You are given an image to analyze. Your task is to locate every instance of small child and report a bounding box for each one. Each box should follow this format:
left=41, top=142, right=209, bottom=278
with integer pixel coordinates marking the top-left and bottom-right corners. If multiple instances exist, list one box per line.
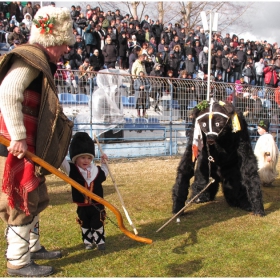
left=60, top=132, right=108, bottom=250
left=254, top=120, right=279, bottom=187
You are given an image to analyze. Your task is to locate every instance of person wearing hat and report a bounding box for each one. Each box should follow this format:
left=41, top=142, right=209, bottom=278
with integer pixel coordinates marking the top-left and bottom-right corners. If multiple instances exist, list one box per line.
left=254, top=120, right=279, bottom=187
left=0, top=6, right=75, bottom=277
left=60, top=132, right=108, bottom=250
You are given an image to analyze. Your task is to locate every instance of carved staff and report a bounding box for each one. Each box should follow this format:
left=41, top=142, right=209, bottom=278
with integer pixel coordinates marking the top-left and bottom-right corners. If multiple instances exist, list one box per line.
left=93, top=134, right=138, bottom=235
left=0, top=135, right=152, bottom=244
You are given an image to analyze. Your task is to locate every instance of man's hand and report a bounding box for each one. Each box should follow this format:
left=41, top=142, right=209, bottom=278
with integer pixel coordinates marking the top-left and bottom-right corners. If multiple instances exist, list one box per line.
left=7, top=139, right=27, bottom=159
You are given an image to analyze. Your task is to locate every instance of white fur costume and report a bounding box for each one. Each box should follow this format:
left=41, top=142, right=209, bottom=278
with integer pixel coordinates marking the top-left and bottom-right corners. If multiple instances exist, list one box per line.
left=254, top=133, right=279, bottom=185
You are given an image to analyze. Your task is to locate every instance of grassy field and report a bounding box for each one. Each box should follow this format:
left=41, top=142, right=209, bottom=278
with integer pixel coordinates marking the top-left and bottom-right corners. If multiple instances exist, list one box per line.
left=0, top=156, right=280, bottom=277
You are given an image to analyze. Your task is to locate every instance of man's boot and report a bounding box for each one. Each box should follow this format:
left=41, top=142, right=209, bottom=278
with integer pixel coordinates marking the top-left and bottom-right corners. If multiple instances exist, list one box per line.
left=29, top=215, right=62, bottom=260
left=6, top=223, right=53, bottom=277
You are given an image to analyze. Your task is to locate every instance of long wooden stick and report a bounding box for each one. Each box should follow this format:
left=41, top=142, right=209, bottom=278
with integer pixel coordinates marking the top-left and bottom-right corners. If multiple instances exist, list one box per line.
left=156, top=178, right=215, bottom=232
left=94, top=134, right=138, bottom=235
left=0, top=135, right=151, bottom=244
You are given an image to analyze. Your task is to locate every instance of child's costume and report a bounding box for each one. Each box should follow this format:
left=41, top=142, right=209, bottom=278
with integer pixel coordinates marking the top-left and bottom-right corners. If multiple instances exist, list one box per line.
left=60, top=132, right=108, bottom=250
left=254, top=120, right=279, bottom=186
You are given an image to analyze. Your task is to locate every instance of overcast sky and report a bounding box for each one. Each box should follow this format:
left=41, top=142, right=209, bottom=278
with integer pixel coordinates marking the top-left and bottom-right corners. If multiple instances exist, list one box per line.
left=51, top=0, right=280, bottom=45
left=229, top=1, right=280, bottom=44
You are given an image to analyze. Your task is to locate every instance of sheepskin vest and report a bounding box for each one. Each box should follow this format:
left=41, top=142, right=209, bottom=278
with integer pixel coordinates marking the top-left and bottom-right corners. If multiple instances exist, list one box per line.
left=0, top=44, right=73, bottom=176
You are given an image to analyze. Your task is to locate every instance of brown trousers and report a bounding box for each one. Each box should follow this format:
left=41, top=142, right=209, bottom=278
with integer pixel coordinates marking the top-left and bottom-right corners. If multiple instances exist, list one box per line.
left=0, top=156, right=49, bottom=225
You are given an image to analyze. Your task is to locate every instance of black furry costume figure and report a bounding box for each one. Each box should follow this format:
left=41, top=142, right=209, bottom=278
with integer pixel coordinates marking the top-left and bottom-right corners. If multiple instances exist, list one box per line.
left=172, top=99, right=265, bottom=216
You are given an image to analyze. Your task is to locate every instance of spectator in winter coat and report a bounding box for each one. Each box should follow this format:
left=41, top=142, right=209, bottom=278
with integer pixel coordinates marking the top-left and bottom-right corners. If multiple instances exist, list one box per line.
left=185, top=30, right=196, bottom=46
left=263, top=59, right=278, bottom=88
left=19, top=22, right=29, bottom=40
left=212, top=50, right=223, bottom=77
left=118, top=31, right=128, bottom=69
left=144, top=26, right=154, bottom=43
left=127, top=22, right=135, bottom=36
left=242, top=61, right=255, bottom=84
left=223, top=33, right=231, bottom=47
left=70, top=5, right=79, bottom=22
left=182, top=54, right=195, bottom=76
left=169, top=35, right=182, bottom=53
left=144, top=46, right=155, bottom=75
left=222, top=45, right=230, bottom=57
left=149, top=37, right=157, bottom=53
left=245, top=49, right=254, bottom=64
left=161, top=26, right=173, bottom=45
left=262, top=46, right=273, bottom=61
left=255, top=58, right=265, bottom=86
left=140, top=15, right=150, bottom=30
left=135, top=24, right=145, bottom=46
left=74, top=35, right=86, bottom=52
left=166, top=51, right=181, bottom=78
left=172, top=44, right=183, bottom=61
left=22, top=13, right=32, bottom=32
left=102, top=37, right=118, bottom=68
left=134, top=71, right=150, bottom=117
left=158, top=38, right=166, bottom=53
left=23, top=1, right=33, bottom=17
left=151, top=20, right=163, bottom=46
left=196, top=28, right=207, bottom=47
left=76, top=13, right=87, bottom=36
left=232, top=54, right=242, bottom=82
left=193, top=40, right=203, bottom=70
left=183, top=40, right=193, bottom=57
left=69, top=47, right=85, bottom=70
left=222, top=52, right=233, bottom=83
left=84, top=22, right=98, bottom=57
left=7, top=26, right=26, bottom=46
left=131, top=54, right=147, bottom=78
left=89, top=49, right=104, bottom=71
left=128, top=34, right=141, bottom=54
left=177, top=27, right=187, bottom=45
left=129, top=46, right=141, bottom=73
left=199, top=46, right=209, bottom=74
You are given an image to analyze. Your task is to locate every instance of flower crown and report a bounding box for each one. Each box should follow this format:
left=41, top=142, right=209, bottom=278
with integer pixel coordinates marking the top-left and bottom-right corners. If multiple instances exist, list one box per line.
left=33, top=14, right=55, bottom=34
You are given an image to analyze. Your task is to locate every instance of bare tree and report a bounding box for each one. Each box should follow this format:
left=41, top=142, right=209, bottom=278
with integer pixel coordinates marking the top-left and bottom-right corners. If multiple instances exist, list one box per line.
left=71, top=1, right=253, bottom=36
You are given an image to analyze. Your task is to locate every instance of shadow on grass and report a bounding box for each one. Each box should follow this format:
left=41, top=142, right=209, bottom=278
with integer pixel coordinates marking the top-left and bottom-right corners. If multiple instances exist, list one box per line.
left=166, top=259, right=204, bottom=277
left=261, top=181, right=280, bottom=214
left=39, top=198, right=252, bottom=270
left=31, top=190, right=280, bottom=277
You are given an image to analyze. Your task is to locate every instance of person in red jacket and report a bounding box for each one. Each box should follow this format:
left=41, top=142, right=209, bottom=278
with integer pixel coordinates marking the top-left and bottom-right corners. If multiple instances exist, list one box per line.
left=263, top=59, right=278, bottom=88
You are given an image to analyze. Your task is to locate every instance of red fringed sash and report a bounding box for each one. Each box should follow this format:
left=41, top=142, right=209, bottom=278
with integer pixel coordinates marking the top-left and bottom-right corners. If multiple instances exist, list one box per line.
left=0, top=90, right=41, bottom=215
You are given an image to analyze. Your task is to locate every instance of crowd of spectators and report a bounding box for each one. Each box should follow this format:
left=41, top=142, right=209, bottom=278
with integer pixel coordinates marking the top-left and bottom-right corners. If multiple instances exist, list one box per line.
left=1, top=2, right=280, bottom=103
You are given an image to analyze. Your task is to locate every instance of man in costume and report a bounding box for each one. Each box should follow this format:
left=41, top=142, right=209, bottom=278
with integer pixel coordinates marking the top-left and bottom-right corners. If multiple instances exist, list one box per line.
left=254, top=120, right=279, bottom=187
left=0, top=6, right=75, bottom=277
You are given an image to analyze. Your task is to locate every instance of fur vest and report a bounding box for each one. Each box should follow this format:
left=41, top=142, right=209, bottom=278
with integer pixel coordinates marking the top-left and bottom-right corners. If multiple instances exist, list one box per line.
left=0, top=44, right=73, bottom=176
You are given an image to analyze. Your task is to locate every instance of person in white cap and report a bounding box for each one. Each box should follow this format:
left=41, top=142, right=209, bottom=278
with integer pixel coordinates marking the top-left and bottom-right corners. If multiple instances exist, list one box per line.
left=0, top=5, right=75, bottom=277
left=254, top=120, right=279, bottom=187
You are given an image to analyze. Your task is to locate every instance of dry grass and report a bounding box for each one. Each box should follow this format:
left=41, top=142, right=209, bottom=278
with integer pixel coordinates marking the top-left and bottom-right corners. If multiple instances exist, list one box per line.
left=0, top=156, right=280, bottom=277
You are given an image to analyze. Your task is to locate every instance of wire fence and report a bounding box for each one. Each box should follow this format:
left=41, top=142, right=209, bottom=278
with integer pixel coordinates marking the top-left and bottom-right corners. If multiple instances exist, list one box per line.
left=54, top=68, right=280, bottom=157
